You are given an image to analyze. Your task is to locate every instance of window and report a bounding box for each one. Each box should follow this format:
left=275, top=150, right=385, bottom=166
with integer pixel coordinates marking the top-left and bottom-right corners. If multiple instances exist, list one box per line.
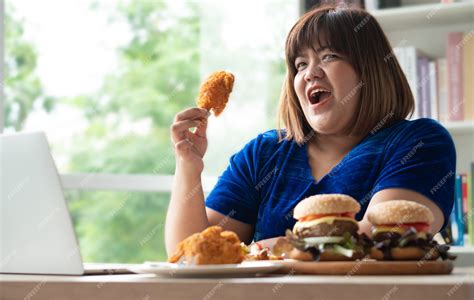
left=65, top=190, right=170, bottom=263
left=4, top=0, right=298, bottom=262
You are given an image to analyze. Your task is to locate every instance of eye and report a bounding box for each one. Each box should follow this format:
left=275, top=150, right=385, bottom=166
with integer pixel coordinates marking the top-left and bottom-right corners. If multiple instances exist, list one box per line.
left=295, top=61, right=307, bottom=70
left=322, top=54, right=338, bottom=62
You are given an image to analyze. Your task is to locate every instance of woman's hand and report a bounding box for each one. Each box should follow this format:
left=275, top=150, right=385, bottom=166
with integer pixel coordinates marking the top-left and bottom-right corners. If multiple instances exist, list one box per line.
left=170, top=107, right=210, bottom=174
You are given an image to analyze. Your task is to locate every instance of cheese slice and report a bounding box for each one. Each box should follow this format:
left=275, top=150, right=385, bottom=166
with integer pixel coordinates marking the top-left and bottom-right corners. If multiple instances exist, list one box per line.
left=294, top=216, right=357, bottom=231
left=372, top=226, right=407, bottom=235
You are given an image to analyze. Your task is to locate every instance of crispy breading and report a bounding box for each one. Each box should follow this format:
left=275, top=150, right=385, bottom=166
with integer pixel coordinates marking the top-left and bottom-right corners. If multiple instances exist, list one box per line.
left=168, top=226, right=244, bottom=265
left=196, top=71, right=234, bottom=116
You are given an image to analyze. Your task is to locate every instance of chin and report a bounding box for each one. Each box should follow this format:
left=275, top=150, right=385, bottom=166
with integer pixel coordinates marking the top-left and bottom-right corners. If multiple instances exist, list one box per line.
left=308, top=121, right=339, bottom=135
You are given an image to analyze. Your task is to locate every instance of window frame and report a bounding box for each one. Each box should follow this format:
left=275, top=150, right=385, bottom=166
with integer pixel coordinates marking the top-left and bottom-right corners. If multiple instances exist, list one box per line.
left=0, top=1, right=221, bottom=193
left=60, top=173, right=217, bottom=193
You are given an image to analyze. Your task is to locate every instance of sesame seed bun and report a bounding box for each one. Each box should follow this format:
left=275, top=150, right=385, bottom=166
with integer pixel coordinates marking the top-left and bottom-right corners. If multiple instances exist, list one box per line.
left=367, top=200, right=434, bottom=225
left=319, top=249, right=366, bottom=261
left=288, top=248, right=314, bottom=261
left=370, top=247, right=439, bottom=261
left=293, top=194, right=361, bottom=220
left=288, top=247, right=366, bottom=261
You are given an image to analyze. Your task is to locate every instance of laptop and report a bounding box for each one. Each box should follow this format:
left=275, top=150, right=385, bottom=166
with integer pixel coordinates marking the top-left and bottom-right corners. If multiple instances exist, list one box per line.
left=1, top=131, right=135, bottom=275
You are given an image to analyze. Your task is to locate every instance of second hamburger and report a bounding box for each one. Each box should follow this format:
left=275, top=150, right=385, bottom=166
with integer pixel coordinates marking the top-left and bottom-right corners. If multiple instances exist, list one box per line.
left=285, top=194, right=371, bottom=261
left=368, top=200, right=455, bottom=261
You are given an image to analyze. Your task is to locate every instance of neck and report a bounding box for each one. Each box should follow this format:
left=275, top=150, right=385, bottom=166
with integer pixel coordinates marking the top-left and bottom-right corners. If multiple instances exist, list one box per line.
left=310, top=133, right=365, bottom=157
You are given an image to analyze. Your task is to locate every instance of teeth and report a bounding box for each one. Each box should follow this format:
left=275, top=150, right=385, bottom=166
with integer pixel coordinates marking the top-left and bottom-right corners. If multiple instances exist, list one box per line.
left=310, top=88, right=329, bottom=97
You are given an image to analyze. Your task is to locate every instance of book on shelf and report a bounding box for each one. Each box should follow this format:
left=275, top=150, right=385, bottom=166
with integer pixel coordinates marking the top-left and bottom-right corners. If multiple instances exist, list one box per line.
left=447, top=32, right=464, bottom=121
left=469, top=163, right=474, bottom=246
left=463, top=31, right=474, bottom=124
left=419, top=56, right=431, bottom=119
left=441, top=167, right=474, bottom=246
left=429, top=61, right=438, bottom=121
left=393, top=31, right=474, bottom=122
left=394, top=47, right=423, bottom=119
left=462, top=173, right=468, bottom=217
left=437, top=58, right=449, bottom=123
left=450, top=174, right=464, bottom=246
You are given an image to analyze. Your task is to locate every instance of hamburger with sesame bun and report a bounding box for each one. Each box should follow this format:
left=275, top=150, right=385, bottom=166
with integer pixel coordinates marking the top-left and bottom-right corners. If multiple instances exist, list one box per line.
left=368, top=200, right=455, bottom=261
left=284, top=194, right=372, bottom=261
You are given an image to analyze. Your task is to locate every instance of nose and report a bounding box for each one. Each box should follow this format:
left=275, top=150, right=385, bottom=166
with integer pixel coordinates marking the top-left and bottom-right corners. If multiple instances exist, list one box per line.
left=304, top=65, right=324, bottom=82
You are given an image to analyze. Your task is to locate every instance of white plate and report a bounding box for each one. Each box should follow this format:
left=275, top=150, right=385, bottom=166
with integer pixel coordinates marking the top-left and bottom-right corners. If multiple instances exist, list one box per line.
left=128, top=261, right=283, bottom=276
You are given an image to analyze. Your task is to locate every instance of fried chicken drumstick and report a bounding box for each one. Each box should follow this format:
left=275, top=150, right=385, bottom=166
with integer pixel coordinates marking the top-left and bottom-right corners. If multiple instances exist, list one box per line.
left=168, top=226, right=244, bottom=265
left=196, top=71, right=234, bottom=116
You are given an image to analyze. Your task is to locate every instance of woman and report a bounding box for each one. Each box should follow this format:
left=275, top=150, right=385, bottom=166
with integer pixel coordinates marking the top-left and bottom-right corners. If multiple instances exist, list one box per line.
left=165, top=4, right=456, bottom=255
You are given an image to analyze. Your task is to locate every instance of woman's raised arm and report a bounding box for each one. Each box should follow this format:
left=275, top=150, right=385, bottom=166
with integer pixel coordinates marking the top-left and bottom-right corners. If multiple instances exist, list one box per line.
left=165, top=107, right=211, bottom=256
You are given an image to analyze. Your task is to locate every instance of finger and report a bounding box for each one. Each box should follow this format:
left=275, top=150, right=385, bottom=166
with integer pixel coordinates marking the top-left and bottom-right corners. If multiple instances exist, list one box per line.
left=171, top=119, right=202, bottom=134
left=193, top=117, right=208, bottom=138
left=174, top=139, right=193, bottom=153
left=174, top=139, right=201, bottom=157
left=175, top=107, right=210, bottom=122
left=171, top=119, right=202, bottom=142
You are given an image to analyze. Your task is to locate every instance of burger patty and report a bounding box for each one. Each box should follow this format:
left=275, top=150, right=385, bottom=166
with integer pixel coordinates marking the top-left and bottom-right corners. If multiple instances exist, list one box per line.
left=373, top=232, right=402, bottom=242
left=295, top=220, right=358, bottom=238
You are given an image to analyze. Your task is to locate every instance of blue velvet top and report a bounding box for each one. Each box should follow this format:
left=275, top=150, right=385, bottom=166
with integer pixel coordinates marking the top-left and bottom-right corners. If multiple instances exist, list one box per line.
left=205, top=118, right=456, bottom=241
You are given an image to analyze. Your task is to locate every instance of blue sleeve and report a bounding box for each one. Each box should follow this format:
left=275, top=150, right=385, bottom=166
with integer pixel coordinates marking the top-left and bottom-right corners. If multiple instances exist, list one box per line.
left=372, top=119, right=456, bottom=230
left=205, top=135, right=262, bottom=225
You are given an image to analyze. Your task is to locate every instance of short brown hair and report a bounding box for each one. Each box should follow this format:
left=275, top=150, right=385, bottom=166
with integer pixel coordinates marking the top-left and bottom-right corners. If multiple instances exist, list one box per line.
left=277, top=4, right=414, bottom=145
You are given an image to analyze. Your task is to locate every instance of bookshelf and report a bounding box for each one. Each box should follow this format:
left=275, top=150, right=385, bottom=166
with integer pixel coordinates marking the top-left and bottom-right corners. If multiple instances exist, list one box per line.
left=373, top=2, right=473, bottom=31
left=443, top=121, right=474, bottom=134
left=373, top=1, right=474, bottom=175
left=373, top=2, right=474, bottom=252
left=372, top=2, right=473, bottom=58
left=444, top=121, right=474, bottom=175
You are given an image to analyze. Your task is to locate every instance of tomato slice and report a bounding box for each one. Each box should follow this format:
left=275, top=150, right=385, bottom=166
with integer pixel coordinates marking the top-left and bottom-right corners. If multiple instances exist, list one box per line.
left=379, top=222, right=430, bottom=232
left=300, top=212, right=356, bottom=222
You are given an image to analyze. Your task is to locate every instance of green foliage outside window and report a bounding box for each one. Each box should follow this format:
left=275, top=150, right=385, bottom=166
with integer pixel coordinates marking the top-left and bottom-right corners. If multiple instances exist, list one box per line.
left=5, top=0, right=291, bottom=262
left=6, top=0, right=200, bottom=262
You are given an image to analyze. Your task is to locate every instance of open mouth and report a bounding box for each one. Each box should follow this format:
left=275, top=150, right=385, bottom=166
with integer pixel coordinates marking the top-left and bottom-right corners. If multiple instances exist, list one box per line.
left=309, top=89, right=331, bottom=105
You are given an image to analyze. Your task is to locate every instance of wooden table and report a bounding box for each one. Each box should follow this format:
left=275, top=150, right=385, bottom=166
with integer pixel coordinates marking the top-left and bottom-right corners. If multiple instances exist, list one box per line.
left=1, top=267, right=473, bottom=300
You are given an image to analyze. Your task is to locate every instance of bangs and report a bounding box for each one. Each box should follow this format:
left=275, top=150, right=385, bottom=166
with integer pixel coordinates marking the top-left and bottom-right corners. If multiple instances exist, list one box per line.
left=286, top=8, right=358, bottom=70
left=278, top=4, right=414, bottom=145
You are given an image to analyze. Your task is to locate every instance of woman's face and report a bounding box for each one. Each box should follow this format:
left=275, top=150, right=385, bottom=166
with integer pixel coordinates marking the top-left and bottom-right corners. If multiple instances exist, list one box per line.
left=293, top=44, right=362, bottom=136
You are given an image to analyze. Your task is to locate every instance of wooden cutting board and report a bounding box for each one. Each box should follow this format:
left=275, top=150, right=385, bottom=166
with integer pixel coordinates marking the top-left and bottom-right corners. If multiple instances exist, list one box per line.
left=274, top=259, right=454, bottom=275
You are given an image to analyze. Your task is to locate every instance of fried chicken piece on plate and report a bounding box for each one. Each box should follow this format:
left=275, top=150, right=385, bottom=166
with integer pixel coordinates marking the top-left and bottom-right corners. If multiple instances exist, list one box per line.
left=196, top=71, right=234, bottom=116
left=168, top=226, right=244, bottom=265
